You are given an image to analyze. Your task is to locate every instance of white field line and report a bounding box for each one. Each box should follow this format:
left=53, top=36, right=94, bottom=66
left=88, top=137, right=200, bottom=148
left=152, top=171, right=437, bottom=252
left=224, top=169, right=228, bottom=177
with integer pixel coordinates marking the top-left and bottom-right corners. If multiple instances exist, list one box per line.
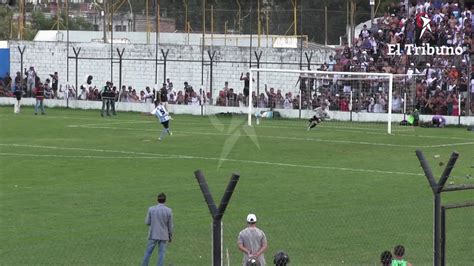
left=2, top=113, right=470, bottom=141
left=65, top=119, right=474, bottom=141
left=66, top=124, right=474, bottom=148
left=0, top=144, right=423, bottom=177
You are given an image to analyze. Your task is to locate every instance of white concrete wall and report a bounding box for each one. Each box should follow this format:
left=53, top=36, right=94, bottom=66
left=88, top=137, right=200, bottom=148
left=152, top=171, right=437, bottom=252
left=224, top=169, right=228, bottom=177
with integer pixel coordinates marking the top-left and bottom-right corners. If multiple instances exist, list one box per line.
left=9, top=41, right=333, bottom=97
left=2, top=98, right=473, bottom=126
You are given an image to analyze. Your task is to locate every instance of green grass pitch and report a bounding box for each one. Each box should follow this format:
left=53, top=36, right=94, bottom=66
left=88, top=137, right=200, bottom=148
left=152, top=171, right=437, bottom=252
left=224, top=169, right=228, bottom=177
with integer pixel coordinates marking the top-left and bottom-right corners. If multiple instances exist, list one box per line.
left=1, top=106, right=473, bottom=265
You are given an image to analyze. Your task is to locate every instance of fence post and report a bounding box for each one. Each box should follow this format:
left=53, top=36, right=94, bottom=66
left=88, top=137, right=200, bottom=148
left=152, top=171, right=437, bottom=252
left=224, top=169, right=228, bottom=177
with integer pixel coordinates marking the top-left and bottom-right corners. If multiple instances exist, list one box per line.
left=416, top=150, right=459, bottom=266
left=254, top=51, right=262, bottom=97
left=161, top=49, right=170, bottom=85
left=440, top=206, right=446, bottom=266
left=17, top=45, right=26, bottom=95
left=194, top=170, right=240, bottom=266
left=304, top=51, right=313, bottom=70
left=207, top=50, right=216, bottom=99
left=72, top=47, right=82, bottom=99
left=116, top=48, right=125, bottom=93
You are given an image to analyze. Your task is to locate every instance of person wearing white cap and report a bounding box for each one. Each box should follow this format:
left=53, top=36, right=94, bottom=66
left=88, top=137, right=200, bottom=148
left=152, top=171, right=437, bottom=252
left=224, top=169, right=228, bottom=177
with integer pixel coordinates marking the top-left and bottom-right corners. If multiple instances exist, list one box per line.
left=238, top=214, right=268, bottom=266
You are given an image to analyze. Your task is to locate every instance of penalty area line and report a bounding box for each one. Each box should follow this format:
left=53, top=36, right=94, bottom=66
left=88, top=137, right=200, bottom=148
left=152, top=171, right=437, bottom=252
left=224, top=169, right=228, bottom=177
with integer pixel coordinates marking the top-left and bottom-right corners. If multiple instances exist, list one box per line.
left=0, top=143, right=423, bottom=177
left=63, top=124, right=473, bottom=148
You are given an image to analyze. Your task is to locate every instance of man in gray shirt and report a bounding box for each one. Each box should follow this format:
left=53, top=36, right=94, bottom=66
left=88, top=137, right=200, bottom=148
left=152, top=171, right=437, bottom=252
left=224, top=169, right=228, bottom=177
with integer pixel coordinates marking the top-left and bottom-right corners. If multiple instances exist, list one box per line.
left=238, top=214, right=268, bottom=266
left=141, top=193, right=173, bottom=266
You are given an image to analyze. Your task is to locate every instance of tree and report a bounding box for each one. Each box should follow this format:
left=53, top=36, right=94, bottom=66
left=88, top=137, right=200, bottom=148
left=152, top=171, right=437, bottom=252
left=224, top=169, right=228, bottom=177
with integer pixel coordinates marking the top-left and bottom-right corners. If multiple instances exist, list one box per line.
left=0, top=6, right=13, bottom=40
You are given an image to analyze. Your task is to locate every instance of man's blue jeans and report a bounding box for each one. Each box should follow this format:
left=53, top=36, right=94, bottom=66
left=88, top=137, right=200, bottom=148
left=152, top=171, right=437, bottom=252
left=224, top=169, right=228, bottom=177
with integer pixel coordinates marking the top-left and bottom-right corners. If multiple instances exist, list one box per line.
left=141, top=239, right=167, bottom=266
left=35, top=99, right=45, bottom=114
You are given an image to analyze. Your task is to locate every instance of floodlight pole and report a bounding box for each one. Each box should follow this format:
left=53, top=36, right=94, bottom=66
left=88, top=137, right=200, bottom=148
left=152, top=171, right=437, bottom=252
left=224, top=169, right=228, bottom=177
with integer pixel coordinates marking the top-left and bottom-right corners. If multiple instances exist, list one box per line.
left=194, top=170, right=240, bottom=266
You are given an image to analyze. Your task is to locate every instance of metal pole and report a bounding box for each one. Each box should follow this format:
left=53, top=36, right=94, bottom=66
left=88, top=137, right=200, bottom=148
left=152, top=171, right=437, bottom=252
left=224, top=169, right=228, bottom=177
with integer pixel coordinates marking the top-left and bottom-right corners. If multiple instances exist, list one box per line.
left=299, top=0, right=303, bottom=70
left=257, top=0, right=260, bottom=48
left=66, top=0, right=69, bottom=82
left=212, top=219, right=222, bottom=266
left=194, top=170, right=240, bottom=266
left=305, top=51, right=313, bottom=70
left=73, top=47, right=81, bottom=99
left=434, top=192, right=441, bottom=266
left=248, top=70, right=253, bottom=126
left=146, top=0, right=150, bottom=44
left=103, top=1, right=107, bottom=43
left=254, top=51, right=262, bottom=97
left=350, top=90, right=353, bottom=122
left=110, top=0, right=114, bottom=83
left=370, top=1, right=374, bottom=26
left=18, top=46, right=25, bottom=92
left=324, top=5, right=327, bottom=46
left=403, top=92, right=407, bottom=120
left=440, top=206, right=446, bottom=266
left=161, top=49, right=169, bottom=85
left=208, top=50, right=216, bottom=99
left=293, top=0, right=297, bottom=36
left=458, top=93, right=461, bottom=126
left=201, top=0, right=206, bottom=87
left=416, top=150, right=460, bottom=266
left=155, top=1, right=158, bottom=85
left=249, top=4, right=253, bottom=68
left=116, top=48, right=124, bottom=93
left=211, top=5, right=214, bottom=47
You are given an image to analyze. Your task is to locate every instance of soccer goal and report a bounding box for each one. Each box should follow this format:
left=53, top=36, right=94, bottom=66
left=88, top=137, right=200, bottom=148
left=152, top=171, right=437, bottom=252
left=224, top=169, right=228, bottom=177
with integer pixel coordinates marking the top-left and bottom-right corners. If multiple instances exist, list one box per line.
left=247, top=68, right=421, bottom=134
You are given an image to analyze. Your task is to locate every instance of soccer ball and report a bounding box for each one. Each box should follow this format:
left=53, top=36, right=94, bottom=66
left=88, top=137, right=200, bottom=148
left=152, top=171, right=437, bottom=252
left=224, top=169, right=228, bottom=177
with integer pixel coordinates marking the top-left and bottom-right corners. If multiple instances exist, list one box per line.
left=246, top=257, right=260, bottom=266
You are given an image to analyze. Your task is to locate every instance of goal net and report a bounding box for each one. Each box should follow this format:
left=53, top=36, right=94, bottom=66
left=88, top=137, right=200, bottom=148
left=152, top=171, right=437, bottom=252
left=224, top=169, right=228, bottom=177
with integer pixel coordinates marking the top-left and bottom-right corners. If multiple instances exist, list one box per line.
left=247, top=68, right=421, bottom=134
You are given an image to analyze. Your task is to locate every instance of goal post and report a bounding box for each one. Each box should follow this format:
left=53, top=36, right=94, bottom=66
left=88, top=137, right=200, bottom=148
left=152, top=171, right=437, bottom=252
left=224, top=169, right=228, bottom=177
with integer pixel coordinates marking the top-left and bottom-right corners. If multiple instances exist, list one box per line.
left=248, top=68, right=395, bottom=134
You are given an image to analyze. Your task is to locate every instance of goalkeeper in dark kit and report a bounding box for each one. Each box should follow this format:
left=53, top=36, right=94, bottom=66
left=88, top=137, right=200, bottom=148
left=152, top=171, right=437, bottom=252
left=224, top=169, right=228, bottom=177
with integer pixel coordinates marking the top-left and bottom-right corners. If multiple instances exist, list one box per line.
left=307, top=103, right=330, bottom=130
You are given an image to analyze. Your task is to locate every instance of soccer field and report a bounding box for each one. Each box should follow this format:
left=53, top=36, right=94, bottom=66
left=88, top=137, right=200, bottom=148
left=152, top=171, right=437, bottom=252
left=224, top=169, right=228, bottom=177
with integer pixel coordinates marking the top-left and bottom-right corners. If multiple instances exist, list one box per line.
left=1, top=107, right=473, bottom=265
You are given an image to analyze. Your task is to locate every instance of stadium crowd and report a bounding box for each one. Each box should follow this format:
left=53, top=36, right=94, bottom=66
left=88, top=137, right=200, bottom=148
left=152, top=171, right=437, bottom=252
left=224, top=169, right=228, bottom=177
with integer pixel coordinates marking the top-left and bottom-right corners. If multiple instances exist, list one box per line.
left=1, top=1, right=472, bottom=116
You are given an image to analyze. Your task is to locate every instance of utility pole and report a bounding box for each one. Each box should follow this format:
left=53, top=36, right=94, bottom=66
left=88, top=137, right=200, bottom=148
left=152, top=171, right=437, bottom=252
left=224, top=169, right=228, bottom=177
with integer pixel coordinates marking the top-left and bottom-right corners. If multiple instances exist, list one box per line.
left=370, top=0, right=375, bottom=27
left=103, top=0, right=107, bottom=43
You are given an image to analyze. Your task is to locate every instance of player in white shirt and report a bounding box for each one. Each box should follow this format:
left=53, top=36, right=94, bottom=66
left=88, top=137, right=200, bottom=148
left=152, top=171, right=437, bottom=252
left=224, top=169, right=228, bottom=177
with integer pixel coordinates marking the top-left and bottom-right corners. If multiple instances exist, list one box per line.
left=150, top=100, right=173, bottom=141
left=307, top=103, right=330, bottom=130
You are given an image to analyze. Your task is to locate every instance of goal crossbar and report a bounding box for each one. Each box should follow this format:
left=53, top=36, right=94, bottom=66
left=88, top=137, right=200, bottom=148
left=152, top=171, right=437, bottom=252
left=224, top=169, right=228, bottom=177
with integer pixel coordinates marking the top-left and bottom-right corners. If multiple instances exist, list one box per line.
left=248, top=68, right=394, bottom=134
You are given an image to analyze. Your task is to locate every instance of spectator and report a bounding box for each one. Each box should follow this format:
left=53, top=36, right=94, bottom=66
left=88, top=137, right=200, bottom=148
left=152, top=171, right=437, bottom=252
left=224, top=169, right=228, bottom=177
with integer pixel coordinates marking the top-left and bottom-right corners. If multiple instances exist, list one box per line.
left=176, top=91, right=184, bottom=105
left=159, top=83, right=168, bottom=108
left=392, top=245, right=412, bottom=266
left=240, top=72, right=254, bottom=106
left=228, top=88, right=237, bottom=107
left=13, top=81, right=22, bottom=114
left=392, top=92, right=403, bottom=113
left=34, top=81, right=45, bottom=115
left=189, top=91, right=200, bottom=106
left=50, top=72, right=59, bottom=98
left=273, top=251, right=289, bottom=266
left=44, top=79, right=53, bottom=99
left=3, top=72, right=12, bottom=92
left=184, top=81, right=193, bottom=95
left=166, top=78, right=173, bottom=92
left=380, top=250, right=392, bottom=266
left=130, top=89, right=140, bottom=103
left=144, top=87, right=154, bottom=103
left=238, top=214, right=267, bottom=266
left=26, top=66, right=36, bottom=97
left=139, top=90, right=147, bottom=103
left=257, top=93, right=267, bottom=108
